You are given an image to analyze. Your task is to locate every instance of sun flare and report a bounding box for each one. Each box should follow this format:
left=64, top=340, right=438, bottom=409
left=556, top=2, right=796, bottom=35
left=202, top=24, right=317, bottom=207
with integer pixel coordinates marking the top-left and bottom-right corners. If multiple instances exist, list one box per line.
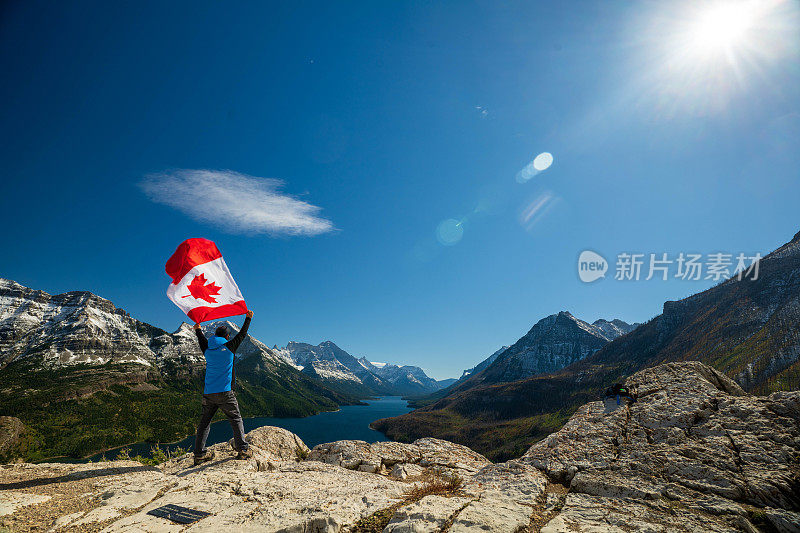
left=630, top=0, right=797, bottom=117
left=688, top=2, right=755, bottom=52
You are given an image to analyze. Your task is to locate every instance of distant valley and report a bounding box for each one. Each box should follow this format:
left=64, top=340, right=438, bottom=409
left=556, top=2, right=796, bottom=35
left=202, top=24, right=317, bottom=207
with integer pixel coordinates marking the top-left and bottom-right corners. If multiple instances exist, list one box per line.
left=374, top=230, right=800, bottom=461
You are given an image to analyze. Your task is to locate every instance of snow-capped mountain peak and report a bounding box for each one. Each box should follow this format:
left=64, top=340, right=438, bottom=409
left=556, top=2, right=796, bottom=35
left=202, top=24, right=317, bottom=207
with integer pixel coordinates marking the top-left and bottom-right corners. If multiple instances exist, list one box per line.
left=279, top=343, right=449, bottom=396
left=0, top=278, right=199, bottom=369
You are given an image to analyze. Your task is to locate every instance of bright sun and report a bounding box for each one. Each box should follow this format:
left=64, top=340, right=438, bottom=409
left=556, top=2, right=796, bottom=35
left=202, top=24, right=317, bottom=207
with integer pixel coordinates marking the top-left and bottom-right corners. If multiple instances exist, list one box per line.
left=632, top=0, right=797, bottom=116
left=688, top=2, right=755, bottom=51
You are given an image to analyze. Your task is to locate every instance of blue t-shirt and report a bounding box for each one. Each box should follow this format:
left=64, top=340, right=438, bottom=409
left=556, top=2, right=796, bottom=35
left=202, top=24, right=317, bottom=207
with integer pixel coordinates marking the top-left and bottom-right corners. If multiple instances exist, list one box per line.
left=203, top=336, right=234, bottom=393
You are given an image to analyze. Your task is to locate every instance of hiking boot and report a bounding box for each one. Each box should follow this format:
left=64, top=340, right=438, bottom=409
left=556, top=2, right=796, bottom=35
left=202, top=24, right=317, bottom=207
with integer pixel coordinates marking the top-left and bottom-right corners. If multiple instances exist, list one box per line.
left=236, top=448, right=254, bottom=460
left=193, top=450, right=215, bottom=466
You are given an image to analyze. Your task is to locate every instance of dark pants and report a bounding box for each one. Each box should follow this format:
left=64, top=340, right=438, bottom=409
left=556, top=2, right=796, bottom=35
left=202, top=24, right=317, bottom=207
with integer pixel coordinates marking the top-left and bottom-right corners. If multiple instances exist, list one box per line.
left=193, top=390, right=248, bottom=456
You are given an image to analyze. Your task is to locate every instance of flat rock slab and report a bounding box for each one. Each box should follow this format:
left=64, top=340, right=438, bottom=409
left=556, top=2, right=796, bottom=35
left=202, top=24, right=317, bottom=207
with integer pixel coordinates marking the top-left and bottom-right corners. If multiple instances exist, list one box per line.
left=0, top=491, right=51, bottom=516
left=109, top=460, right=407, bottom=532
left=0, top=461, right=168, bottom=532
left=385, top=495, right=473, bottom=533
left=452, top=460, right=549, bottom=533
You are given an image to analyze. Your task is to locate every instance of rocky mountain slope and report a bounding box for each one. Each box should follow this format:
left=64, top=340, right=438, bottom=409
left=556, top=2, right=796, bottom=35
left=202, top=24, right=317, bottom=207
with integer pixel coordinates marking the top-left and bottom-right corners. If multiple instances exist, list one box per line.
left=374, top=230, right=800, bottom=461
left=0, top=279, right=355, bottom=461
left=577, top=230, right=800, bottom=394
left=275, top=341, right=396, bottom=397
left=479, top=312, right=638, bottom=384
left=409, top=313, right=637, bottom=410
left=0, top=278, right=198, bottom=369
left=459, top=345, right=508, bottom=380
left=275, top=341, right=449, bottom=397
left=2, top=362, right=797, bottom=532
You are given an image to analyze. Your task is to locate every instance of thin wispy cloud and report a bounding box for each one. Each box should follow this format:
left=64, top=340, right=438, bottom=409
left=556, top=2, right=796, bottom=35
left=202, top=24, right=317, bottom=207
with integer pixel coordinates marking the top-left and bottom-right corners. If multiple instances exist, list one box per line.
left=139, top=169, right=335, bottom=236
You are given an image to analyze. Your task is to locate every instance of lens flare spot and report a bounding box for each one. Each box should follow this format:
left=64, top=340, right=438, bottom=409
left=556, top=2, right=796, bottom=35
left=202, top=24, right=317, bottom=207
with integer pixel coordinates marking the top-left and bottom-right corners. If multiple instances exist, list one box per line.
left=533, top=152, right=553, bottom=171
left=519, top=192, right=557, bottom=232
left=516, top=152, right=554, bottom=183
left=436, top=219, right=464, bottom=246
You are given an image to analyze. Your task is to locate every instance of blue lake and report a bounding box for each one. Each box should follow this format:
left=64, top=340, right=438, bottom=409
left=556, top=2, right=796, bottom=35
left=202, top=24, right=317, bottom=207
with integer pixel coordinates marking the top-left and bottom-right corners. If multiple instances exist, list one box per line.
left=87, top=396, right=411, bottom=461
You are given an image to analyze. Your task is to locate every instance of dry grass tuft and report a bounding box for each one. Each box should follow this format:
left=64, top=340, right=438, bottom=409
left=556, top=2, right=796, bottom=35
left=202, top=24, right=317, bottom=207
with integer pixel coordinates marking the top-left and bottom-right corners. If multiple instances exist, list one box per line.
left=350, top=470, right=466, bottom=532
left=402, top=470, right=464, bottom=500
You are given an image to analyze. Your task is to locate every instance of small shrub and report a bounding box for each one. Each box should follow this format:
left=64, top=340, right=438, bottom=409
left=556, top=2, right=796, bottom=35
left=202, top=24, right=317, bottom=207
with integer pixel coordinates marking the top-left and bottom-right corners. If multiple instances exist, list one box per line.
left=110, top=444, right=189, bottom=466
left=169, top=445, right=187, bottom=459
left=747, top=508, right=769, bottom=527
left=346, top=469, right=465, bottom=532
left=130, top=453, right=154, bottom=465
left=114, top=448, right=131, bottom=461
left=150, top=445, right=169, bottom=464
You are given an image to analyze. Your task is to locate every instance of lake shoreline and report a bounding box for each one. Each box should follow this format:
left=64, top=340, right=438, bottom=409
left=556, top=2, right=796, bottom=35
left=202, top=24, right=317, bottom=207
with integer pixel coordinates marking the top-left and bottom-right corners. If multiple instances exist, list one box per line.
left=43, top=396, right=412, bottom=463
left=35, top=404, right=350, bottom=464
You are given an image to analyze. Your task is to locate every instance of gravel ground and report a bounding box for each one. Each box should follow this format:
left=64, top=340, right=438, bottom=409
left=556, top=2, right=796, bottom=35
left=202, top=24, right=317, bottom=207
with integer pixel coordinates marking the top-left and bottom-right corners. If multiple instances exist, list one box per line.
left=0, top=463, right=159, bottom=533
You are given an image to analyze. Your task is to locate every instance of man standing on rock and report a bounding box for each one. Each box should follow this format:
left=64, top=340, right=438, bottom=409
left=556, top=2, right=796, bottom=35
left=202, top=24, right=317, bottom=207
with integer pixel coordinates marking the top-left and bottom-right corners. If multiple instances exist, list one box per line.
left=192, top=310, right=254, bottom=466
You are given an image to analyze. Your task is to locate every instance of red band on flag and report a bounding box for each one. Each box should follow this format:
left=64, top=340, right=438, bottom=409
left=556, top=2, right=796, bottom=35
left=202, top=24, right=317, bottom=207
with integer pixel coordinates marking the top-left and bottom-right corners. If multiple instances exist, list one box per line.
left=165, top=238, right=223, bottom=284
left=186, top=301, right=249, bottom=323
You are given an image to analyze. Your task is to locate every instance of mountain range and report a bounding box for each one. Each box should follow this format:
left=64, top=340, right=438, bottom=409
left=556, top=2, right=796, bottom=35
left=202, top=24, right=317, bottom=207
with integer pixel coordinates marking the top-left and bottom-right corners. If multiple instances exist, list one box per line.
left=273, top=341, right=451, bottom=397
left=5, top=228, right=800, bottom=464
left=0, top=278, right=437, bottom=461
left=373, top=230, right=800, bottom=461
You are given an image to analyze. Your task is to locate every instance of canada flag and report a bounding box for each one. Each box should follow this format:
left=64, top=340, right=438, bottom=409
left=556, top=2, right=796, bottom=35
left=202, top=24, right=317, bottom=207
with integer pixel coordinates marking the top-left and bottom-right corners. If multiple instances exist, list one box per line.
left=165, top=238, right=248, bottom=323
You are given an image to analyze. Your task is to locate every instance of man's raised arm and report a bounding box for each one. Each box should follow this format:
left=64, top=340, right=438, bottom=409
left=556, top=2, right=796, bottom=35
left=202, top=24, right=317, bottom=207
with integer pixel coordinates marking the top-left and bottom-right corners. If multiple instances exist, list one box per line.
left=193, top=323, right=208, bottom=353
left=225, top=310, right=254, bottom=354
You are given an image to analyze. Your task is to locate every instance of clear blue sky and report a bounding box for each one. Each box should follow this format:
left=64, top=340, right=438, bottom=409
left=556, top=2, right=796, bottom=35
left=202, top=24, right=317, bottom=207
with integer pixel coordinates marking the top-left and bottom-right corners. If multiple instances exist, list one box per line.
left=1, top=1, right=798, bottom=379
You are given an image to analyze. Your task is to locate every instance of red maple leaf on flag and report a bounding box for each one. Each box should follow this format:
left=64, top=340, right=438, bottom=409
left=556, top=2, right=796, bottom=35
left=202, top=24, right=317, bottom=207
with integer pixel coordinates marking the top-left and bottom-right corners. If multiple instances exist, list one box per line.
left=182, top=273, right=222, bottom=304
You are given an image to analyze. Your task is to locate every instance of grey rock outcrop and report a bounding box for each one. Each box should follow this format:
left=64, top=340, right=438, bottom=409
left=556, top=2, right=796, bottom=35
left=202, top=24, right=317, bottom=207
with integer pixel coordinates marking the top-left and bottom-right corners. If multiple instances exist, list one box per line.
left=525, top=361, right=800, bottom=532
left=384, top=495, right=473, bottom=532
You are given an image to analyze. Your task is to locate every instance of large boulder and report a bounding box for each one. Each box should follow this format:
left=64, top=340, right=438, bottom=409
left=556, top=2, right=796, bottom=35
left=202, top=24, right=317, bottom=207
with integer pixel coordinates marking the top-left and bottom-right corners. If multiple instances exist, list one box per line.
left=162, top=425, right=310, bottom=475
left=384, top=495, right=473, bottom=532
left=228, top=425, right=309, bottom=460
left=308, top=437, right=490, bottom=477
left=452, top=460, right=548, bottom=532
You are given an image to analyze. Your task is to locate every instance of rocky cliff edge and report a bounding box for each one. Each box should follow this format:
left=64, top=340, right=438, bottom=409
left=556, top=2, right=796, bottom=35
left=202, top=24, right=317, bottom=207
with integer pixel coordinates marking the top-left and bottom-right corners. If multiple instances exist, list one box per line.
left=1, top=361, right=798, bottom=532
